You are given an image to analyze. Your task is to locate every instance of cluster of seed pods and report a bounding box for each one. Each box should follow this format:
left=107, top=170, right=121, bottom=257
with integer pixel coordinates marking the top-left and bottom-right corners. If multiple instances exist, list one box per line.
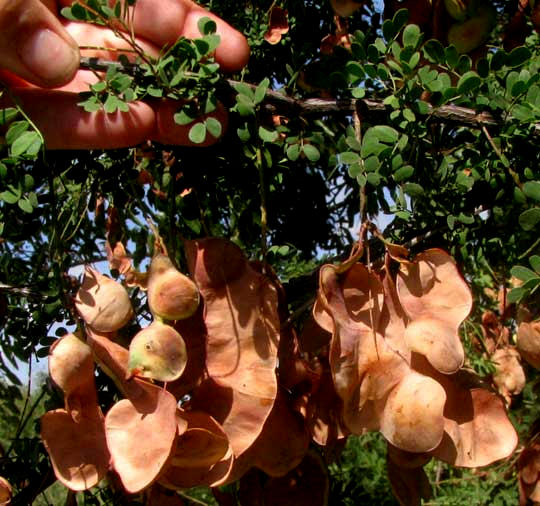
left=40, top=238, right=519, bottom=505
left=305, top=247, right=518, bottom=504
left=516, top=317, right=540, bottom=503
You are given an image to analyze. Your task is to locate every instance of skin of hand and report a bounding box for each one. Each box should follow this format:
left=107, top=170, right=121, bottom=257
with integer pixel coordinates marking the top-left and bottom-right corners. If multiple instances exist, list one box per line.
left=0, top=0, right=250, bottom=149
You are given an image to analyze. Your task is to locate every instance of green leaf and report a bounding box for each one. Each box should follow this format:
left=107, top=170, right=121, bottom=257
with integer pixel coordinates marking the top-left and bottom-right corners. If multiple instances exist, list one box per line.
left=235, top=94, right=255, bottom=116
left=0, top=186, right=20, bottom=204
left=507, top=286, right=527, bottom=303
left=457, top=212, right=474, bottom=224
left=258, top=126, right=278, bottom=143
left=371, top=125, right=399, bottom=144
left=174, top=108, right=197, bottom=126
left=523, top=182, right=540, bottom=201
left=394, top=165, right=414, bottom=182
left=0, top=107, right=18, bottom=126
left=254, top=78, right=270, bottom=105
left=403, top=182, right=424, bottom=197
left=366, top=172, right=381, bottom=186
left=345, top=136, right=362, bottom=151
left=348, top=162, right=362, bottom=178
left=361, top=138, right=384, bottom=157
left=17, top=198, right=33, bottom=214
left=198, top=16, right=217, bottom=35
left=490, top=49, right=507, bottom=70
left=237, top=125, right=250, bottom=142
left=103, top=94, right=119, bottom=113
left=457, top=71, right=481, bottom=94
left=11, top=131, right=41, bottom=157
left=205, top=117, right=222, bottom=138
left=423, top=39, right=445, bottom=63
left=519, top=208, right=540, bottom=231
left=415, top=100, right=430, bottom=115
left=302, top=144, right=320, bottom=162
left=477, top=58, right=489, bottom=78
left=445, top=46, right=459, bottom=68
left=507, top=46, right=531, bottom=68
left=340, top=152, right=360, bottom=164
left=392, top=9, right=409, bottom=33
left=382, top=19, right=396, bottom=41
left=510, top=266, right=539, bottom=283
left=364, top=155, right=380, bottom=172
left=188, top=123, right=207, bottom=144
left=233, top=82, right=255, bottom=100
left=530, top=255, right=540, bottom=274
left=286, top=144, right=300, bottom=161
left=6, top=120, right=29, bottom=145
left=402, top=24, right=421, bottom=48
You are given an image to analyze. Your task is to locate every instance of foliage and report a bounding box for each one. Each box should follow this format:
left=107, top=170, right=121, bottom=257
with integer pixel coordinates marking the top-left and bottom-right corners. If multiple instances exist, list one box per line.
left=2, top=0, right=540, bottom=504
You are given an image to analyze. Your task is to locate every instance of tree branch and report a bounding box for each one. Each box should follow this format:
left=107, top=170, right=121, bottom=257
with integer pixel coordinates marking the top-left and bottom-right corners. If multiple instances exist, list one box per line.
left=79, top=57, right=540, bottom=133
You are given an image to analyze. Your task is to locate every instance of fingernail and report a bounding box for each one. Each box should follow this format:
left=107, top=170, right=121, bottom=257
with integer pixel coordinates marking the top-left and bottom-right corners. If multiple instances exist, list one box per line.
left=19, top=29, right=78, bottom=86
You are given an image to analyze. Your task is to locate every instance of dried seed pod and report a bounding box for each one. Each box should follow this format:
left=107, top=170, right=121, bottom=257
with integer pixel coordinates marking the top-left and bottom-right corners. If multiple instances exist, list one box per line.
left=147, top=254, right=200, bottom=321
left=48, top=333, right=94, bottom=396
left=0, top=477, right=12, bottom=506
left=517, top=320, right=540, bottom=369
left=75, top=267, right=133, bottom=332
left=447, top=5, right=496, bottom=54
left=444, top=0, right=468, bottom=21
left=491, top=347, right=526, bottom=402
left=380, top=371, right=446, bottom=453
left=127, top=320, right=188, bottom=382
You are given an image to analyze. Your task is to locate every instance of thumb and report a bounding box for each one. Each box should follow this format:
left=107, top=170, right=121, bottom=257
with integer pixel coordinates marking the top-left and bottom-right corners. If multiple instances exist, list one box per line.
left=0, top=0, right=79, bottom=88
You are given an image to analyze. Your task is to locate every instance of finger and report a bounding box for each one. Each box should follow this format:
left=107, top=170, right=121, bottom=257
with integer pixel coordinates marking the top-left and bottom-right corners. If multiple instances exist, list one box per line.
left=4, top=89, right=228, bottom=149
left=0, top=0, right=79, bottom=87
left=0, top=21, right=163, bottom=93
left=59, top=0, right=250, bottom=72
left=5, top=89, right=156, bottom=149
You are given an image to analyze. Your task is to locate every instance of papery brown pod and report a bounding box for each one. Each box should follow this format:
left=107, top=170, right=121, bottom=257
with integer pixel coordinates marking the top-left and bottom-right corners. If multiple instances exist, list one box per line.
left=315, top=262, right=410, bottom=434
left=127, top=320, right=188, bottom=382
left=190, top=378, right=274, bottom=459
left=446, top=4, right=496, bottom=54
left=104, top=381, right=178, bottom=493
left=75, top=267, right=133, bottom=332
left=306, top=368, right=349, bottom=446
left=41, top=405, right=110, bottom=491
left=0, top=477, right=12, bottom=506
left=239, top=388, right=310, bottom=477
left=185, top=238, right=280, bottom=456
left=387, top=443, right=432, bottom=470
left=411, top=356, right=518, bottom=467
left=262, top=450, right=329, bottom=506
left=84, top=330, right=179, bottom=493
left=397, top=249, right=472, bottom=375
left=147, top=253, right=199, bottom=321
left=387, top=454, right=432, bottom=506
left=159, top=410, right=233, bottom=489
left=42, top=339, right=110, bottom=491
left=106, top=241, right=132, bottom=275
left=518, top=443, right=540, bottom=504
left=380, top=371, right=446, bottom=453
left=48, top=333, right=95, bottom=397
left=491, top=346, right=526, bottom=403
left=517, top=320, right=540, bottom=369
left=264, top=6, right=289, bottom=44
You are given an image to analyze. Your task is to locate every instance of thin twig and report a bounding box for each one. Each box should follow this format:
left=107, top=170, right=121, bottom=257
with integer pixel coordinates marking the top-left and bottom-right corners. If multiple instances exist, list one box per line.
left=481, top=125, right=522, bottom=187
left=78, top=57, right=540, bottom=133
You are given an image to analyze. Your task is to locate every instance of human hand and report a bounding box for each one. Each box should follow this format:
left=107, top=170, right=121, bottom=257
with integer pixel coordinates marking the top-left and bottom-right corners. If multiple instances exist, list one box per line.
left=0, top=0, right=250, bottom=149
